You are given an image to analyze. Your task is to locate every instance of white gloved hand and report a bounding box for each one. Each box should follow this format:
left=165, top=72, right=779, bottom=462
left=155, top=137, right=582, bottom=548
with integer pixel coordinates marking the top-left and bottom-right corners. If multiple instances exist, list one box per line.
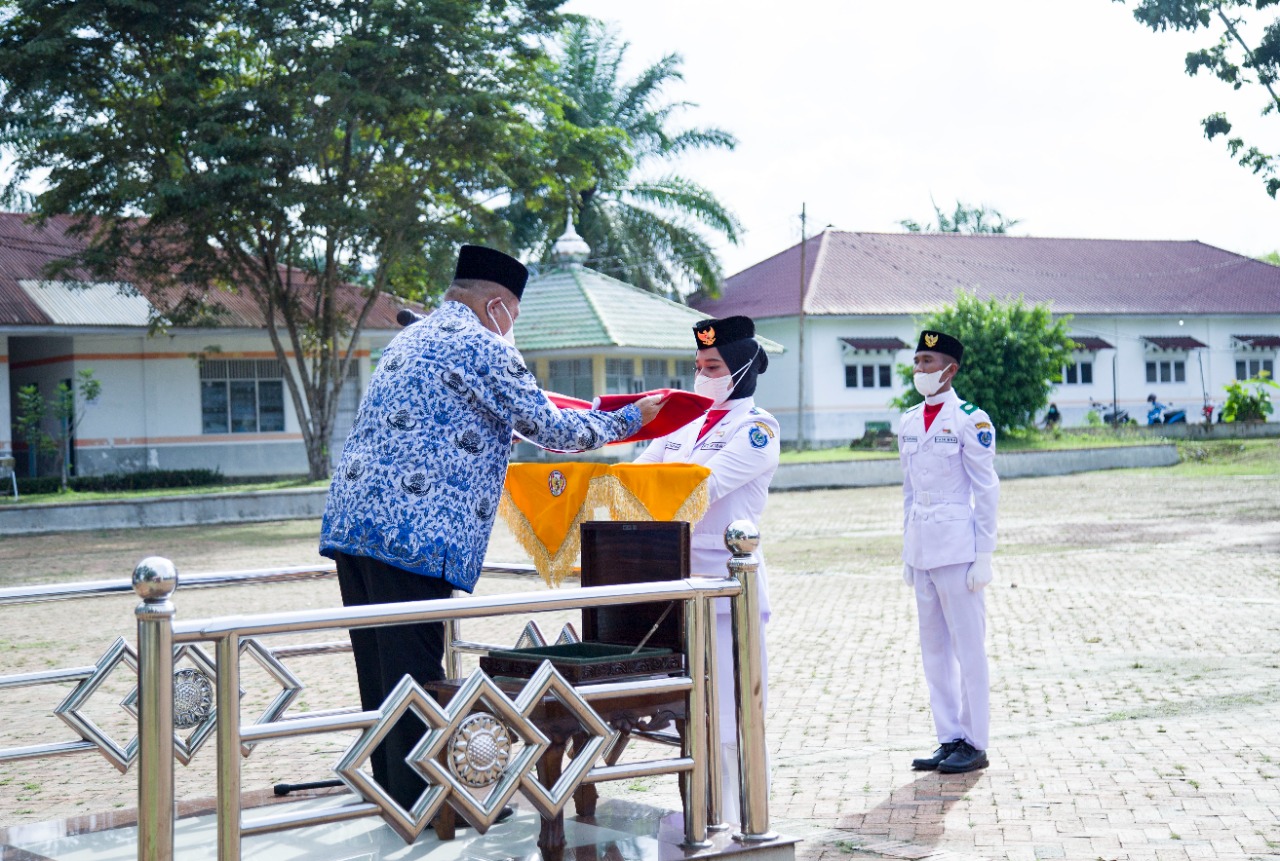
left=966, top=552, right=994, bottom=592
left=902, top=563, right=914, bottom=587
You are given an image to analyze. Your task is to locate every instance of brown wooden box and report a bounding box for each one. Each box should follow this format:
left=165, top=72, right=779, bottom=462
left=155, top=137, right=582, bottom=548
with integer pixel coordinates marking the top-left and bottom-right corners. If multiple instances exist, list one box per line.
left=579, top=520, right=689, bottom=654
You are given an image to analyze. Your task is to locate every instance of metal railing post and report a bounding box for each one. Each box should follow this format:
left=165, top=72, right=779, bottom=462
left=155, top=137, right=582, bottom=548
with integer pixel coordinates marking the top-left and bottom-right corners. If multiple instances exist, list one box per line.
left=726, top=521, right=776, bottom=842
left=681, top=594, right=711, bottom=847
left=134, top=557, right=178, bottom=861
left=216, top=633, right=242, bottom=861
left=704, top=593, right=727, bottom=831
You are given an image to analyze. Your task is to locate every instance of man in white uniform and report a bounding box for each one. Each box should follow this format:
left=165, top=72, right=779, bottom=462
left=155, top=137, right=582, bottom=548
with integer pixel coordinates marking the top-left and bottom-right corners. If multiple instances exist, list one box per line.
left=899, top=330, right=999, bottom=774
left=636, top=315, right=779, bottom=823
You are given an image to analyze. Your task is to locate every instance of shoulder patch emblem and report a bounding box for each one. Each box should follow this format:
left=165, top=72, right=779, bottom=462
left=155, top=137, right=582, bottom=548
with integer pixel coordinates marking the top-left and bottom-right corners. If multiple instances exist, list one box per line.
left=748, top=427, right=769, bottom=448
left=752, top=421, right=776, bottom=438
left=977, top=430, right=993, bottom=448
left=974, top=421, right=992, bottom=430
left=960, top=402, right=978, bottom=414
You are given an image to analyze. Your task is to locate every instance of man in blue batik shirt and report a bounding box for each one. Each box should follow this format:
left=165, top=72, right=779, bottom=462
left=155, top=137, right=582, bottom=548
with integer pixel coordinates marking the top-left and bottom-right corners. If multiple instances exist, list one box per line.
left=320, top=244, right=664, bottom=808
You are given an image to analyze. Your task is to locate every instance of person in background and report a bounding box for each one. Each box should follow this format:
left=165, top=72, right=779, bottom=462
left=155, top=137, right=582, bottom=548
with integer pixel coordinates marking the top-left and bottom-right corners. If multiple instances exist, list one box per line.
left=898, top=330, right=999, bottom=775
left=635, top=314, right=779, bottom=824
left=1043, top=402, right=1061, bottom=429
left=320, top=244, right=665, bottom=809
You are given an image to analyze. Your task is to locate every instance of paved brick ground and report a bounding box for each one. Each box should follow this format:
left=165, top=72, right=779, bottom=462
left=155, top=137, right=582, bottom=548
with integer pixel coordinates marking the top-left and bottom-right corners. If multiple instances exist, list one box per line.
left=2, top=460, right=1280, bottom=860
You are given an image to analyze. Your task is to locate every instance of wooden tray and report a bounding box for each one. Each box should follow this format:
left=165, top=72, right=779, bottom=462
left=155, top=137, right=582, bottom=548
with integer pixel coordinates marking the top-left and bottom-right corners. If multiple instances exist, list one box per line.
left=479, top=642, right=684, bottom=684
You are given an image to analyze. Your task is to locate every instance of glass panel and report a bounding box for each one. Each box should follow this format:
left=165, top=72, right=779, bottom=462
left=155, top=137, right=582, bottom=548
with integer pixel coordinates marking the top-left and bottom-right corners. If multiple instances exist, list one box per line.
left=1065, top=364, right=1078, bottom=384
left=605, top=358, right=632, bottom=395
left=1265, top=360, right=1274, bottom=376
left=845, top=365, right=858, bottom=388
left=878, top=365, right=892, bottom=387
left=1159, top=362, right=1171, bottom=383
left=861, top=365, right=875, bottom=387
left=201, top=381, right=228, bottom=434
left=1237, top=360, right=1247, bottom=379
left=643, top=359, right=668, bottom=391
left=258, top=381, right=285, bottom=432
left=1146, top=362, right=1157, bottom=383
left=1081, top=363, right=1093, bottom=384
left=230, top=380, right=258, bottom=433
left=1174, top=362, right=1185, bottom=383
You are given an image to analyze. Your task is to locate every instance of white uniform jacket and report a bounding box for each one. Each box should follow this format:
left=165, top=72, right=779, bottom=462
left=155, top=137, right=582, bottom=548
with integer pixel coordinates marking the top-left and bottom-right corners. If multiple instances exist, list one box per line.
left=898, top=388, right=1000, bottom=571
left=636, top=397, right=780, bottom=618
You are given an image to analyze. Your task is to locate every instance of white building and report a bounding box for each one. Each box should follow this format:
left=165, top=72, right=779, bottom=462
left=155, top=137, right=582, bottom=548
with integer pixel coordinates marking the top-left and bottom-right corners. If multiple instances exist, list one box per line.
left=0, top=213, right=403, bottom=477
left=693, top=231, right=1280, bottom=443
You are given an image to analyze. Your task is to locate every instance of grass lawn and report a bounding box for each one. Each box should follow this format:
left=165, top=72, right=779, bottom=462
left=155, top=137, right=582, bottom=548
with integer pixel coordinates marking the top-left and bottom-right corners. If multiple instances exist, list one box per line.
left=780, top=426, right=1172, bottom=464
left=1, top=476, right=331, bottom=507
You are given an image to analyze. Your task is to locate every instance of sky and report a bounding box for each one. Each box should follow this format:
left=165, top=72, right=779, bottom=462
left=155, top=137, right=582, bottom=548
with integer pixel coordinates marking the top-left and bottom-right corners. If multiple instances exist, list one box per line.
left=561, top=0, right=1280, bottom=278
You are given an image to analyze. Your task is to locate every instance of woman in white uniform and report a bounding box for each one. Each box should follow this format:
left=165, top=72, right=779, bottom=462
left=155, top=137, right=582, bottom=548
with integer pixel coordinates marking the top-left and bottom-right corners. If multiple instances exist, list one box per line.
left=635, top=315, right=779, bottom=825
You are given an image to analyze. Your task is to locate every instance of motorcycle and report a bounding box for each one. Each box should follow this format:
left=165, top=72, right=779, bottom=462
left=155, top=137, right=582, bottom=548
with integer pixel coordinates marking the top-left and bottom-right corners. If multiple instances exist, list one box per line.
left=1089, top=400, right=1133, bottom=426
left=1146, top=395, right=1186, bottom=425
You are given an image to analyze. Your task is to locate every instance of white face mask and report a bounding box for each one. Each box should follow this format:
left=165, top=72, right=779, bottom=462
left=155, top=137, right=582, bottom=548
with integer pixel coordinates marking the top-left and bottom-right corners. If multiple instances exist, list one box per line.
left=487, top=300, right=516, bottom=346
left=913, top=366, right=952, bottom=398
left=694, top=345, right=760, bottom=406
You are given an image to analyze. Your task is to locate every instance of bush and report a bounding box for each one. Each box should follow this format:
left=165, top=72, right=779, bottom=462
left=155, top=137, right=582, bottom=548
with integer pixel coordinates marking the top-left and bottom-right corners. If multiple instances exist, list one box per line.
left=16, top=468, right=224, bottom=496
left=1222, top=372, right=1277, bottom=422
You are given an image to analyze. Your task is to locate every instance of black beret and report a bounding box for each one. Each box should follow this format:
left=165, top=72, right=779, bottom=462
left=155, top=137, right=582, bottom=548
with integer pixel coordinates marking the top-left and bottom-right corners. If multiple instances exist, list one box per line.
left=916, top=330, right=964, bottom=363
left=454, top=245, right=528, bottom=299
left=693, top=316, right=754, bottom=351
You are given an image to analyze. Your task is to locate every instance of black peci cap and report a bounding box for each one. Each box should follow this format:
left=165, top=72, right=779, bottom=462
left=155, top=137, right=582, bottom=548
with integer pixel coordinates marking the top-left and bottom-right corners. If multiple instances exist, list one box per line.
left=693, top=316, right=754, bottom=351
left=454, top=245, right=529, bottom=299
left=916, top=330, right=964, bottom=364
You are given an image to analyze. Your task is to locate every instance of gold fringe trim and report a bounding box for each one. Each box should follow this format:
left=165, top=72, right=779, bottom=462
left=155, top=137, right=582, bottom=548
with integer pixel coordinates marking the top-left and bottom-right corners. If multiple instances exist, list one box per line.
left=498, top=487, right=588, bottom=588
left=498, top=474, right=711, bottom=588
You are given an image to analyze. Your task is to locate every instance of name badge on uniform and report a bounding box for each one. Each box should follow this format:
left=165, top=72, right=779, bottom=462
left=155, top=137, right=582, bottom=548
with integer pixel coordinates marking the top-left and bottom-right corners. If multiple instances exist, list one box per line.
left=902, top=435, right=918, bottom=443
left=664, top=441, right=682, bottom=451
left=933, top=434, right=958, bottom=444
left=704, top=441, right=726, bottom=451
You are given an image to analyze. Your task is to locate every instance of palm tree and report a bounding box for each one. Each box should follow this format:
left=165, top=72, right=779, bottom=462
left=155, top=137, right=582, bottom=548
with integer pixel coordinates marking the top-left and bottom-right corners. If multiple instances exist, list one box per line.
left=899, top=200, right=1023, bottom=234
left=505, top=20, right=742, bottom=299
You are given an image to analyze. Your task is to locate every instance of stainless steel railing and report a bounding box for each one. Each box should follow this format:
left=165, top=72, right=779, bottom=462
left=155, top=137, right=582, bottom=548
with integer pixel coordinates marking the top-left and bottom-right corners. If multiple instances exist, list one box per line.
left=0, top=522, right=773, bottom=861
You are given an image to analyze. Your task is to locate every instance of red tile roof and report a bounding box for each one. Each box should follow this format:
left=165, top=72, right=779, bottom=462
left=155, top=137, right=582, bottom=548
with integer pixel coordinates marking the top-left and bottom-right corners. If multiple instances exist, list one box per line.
left=840, top=336, right=911, bottom=351
left=1233, top=334, right=1280, bottom=348
left=1070, top=336, right=1115, bottom=350
left=694, top=231, right=1280, bottom=318
left=0, top=212, right=407, bottom=329
left=1142, top=336, right=1209, bottom=350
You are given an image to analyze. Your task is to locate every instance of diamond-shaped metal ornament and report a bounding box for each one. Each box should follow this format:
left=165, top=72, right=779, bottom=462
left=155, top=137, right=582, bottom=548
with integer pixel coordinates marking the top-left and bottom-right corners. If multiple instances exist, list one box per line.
left=410, top=669, right=549, bottom=834
left=238, top=638, right=304, bottom=755
left=120, top=644, right=218, bottom=766
left=334, top=676, right=454, bottom=843
left=54, top=636, right=139, bottom=773
left=554, top=623, right=580, bottom=645
left=516, top=661, right=616, bottom=819
left=514, top=621, right=548, bottom=650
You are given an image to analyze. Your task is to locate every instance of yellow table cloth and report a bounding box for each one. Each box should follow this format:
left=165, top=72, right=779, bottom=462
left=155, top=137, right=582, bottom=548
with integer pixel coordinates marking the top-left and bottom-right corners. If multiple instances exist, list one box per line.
left=499, top=462, right=711, bottom=586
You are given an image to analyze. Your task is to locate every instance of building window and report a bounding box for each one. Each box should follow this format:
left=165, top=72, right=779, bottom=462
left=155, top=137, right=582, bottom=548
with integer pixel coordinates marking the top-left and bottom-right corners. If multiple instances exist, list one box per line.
left=1145, top=360, right=1185, bottom=384
left=845, top=363, right=893, bottom=389
left=200, top=359, right=286, bottom=434
left=604, top=358, right=641, bottom=394
left=1236, top=358, right=1275, bottom=379
left=642, top=359, right=670, bottom=392
left=1061, top=361, right=1093, bottom=385
left=547, top=358, right=594, bottom=400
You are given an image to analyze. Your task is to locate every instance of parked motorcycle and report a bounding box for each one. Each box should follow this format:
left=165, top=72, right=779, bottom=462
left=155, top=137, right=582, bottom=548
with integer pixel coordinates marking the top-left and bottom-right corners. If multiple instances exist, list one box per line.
left=1089, top=399, right=1134, bottom=426
left=1146, top=394, right=1187, bottom=425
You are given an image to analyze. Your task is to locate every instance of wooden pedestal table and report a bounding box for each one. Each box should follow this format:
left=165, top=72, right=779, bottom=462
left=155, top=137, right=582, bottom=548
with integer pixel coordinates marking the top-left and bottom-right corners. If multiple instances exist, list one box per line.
left=425, top=677, right=686, bottom=857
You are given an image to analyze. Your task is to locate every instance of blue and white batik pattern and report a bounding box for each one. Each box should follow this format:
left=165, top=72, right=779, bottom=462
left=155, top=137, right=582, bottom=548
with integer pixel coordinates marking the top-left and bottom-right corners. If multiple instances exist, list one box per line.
left=320, top=300, right=641, bottom=592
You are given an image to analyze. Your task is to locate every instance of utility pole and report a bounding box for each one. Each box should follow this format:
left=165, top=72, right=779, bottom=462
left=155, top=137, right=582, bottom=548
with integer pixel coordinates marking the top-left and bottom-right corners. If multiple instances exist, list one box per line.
left=796, top=203, right=807, bottom=452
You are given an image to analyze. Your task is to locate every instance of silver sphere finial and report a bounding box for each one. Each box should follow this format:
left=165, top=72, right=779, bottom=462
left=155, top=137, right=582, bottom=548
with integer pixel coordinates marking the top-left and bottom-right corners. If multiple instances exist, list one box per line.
left=724, top=521, right=760, bottom=556
left=551, top=205, right=590, bottom=266
left=132, top=557, right=178, bottom=601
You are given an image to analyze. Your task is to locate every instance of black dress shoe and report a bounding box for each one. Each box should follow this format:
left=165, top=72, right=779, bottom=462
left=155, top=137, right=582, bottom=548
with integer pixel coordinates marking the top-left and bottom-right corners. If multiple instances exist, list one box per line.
left=937, top=740, right=988, bottom=773
left=911, top=740, right=961, bottom=770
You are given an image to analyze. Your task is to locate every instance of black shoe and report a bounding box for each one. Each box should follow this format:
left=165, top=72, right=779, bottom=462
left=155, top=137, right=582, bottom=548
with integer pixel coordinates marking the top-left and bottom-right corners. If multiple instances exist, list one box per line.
left=495, top=805, right=515, bottom=824
left=937, top=740, right=988, bottom=773
left=911, top=740, right=962, bottom=771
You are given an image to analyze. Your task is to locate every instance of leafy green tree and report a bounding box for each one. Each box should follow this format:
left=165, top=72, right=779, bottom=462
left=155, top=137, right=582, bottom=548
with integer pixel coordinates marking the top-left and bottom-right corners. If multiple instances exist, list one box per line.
left=1119, top=1, right=1280, bottom=197
left=15, top=385, right=56, bottom=479
left=1258, top=251, right=1280, bottom=266
left=1222, top=371, right=1277, bottom=422
left=0, top=0, right=573, bottom=479
left=14, top=370, right=101, bottom=490
left=502, top=19, right=742, bottom=299
left=899, top=200, right=1022, bottom=234
left=891, top=292, right=1075, bottom=433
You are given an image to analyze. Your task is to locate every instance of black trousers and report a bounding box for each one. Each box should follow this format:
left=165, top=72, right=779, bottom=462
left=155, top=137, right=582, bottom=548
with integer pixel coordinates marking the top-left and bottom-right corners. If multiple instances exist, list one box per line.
left=334, top=551, right=454, bottom=809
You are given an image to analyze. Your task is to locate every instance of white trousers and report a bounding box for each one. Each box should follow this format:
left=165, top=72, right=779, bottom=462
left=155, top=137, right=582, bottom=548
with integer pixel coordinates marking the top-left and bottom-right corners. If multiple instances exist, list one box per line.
left=713, top=610, right=768, bottom=827
left=911, top=561, right=989, bottom=751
